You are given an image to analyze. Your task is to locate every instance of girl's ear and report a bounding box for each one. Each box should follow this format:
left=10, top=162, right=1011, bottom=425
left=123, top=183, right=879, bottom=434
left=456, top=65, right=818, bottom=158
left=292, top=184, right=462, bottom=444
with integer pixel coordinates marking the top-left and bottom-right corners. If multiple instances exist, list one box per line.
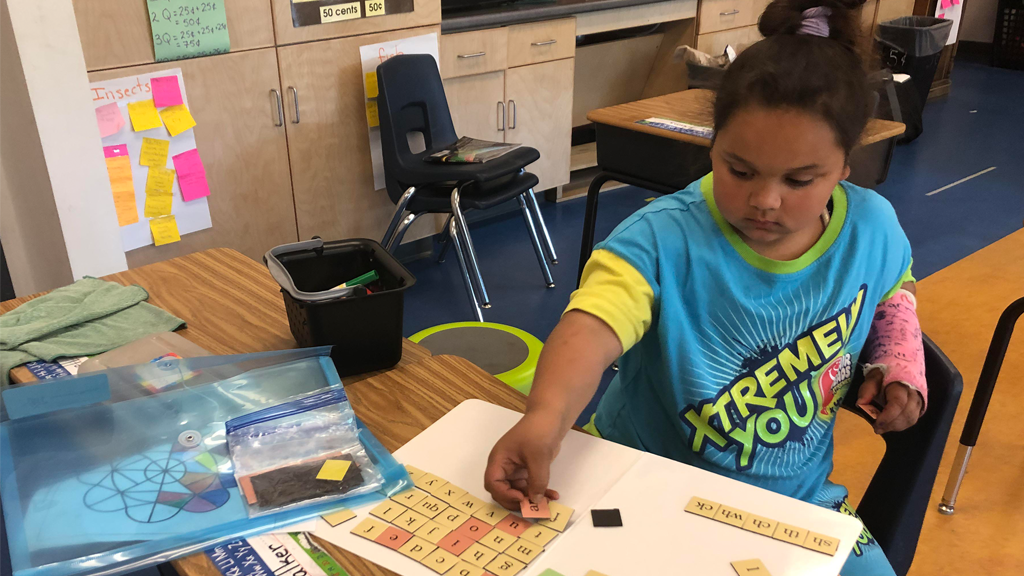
left=840, top=164, right=851, bottom=182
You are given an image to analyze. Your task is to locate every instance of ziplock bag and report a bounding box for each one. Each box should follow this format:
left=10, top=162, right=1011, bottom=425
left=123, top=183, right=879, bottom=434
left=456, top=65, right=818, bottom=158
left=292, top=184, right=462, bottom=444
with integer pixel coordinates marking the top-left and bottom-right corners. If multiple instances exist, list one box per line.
left=226, top=386, right=385, bottom=517
left=0, top=347, right=410, bottom=576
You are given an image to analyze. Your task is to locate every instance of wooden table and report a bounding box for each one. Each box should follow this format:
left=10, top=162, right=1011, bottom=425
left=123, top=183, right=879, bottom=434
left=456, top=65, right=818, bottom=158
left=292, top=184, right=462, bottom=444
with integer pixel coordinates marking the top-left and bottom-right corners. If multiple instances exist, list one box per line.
left=1, top=248, right=430, bottom=384
left=0, top=248, right=526, bottom=576
left=578, top=89, right=907, bottom=284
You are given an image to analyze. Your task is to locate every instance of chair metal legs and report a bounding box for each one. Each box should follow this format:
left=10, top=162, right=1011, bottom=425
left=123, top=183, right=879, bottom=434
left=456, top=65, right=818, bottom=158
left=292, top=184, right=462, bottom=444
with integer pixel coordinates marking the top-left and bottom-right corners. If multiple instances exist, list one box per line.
left=382, top=187, right=417, bottom=250
left=386, top=212, right=421, bottom=252
left=448, top=218, right=485, bottom=322
left=524, top=189, right=558, bottom=265
left=451, top=187, right=490, bottom=308
left=518, top=194, right=555, bottom=288
left=437, top=215, right=454, bottom=263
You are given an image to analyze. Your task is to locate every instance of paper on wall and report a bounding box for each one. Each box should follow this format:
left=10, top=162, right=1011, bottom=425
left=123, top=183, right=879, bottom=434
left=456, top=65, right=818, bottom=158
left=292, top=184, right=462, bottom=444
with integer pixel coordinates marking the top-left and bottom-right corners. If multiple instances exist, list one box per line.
left=358, top=33, right=439, bottom=191
left=935, top=0, right=962, bottom=45
left=90, top=68, right=212, bottom=252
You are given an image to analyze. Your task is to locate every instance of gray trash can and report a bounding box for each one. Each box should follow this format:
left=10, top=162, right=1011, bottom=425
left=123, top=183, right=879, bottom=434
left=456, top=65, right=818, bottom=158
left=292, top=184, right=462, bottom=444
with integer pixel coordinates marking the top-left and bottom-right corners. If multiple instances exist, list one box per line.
left=876, top=16, right=954, bottom=105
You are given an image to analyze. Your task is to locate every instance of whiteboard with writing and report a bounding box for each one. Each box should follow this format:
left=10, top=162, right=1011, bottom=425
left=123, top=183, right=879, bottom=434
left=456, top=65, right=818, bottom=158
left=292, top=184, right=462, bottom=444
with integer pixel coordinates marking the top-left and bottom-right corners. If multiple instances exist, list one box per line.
left=90, top=68, right=213, bottom=252
left=358, top=33, right=438, bottom=191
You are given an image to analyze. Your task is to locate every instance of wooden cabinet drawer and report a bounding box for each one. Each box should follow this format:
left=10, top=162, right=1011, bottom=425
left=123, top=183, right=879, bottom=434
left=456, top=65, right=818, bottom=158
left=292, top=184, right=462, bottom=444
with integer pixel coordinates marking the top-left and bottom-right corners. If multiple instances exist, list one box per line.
left=698, top=0, right=767, bottom=34
left=696, top=24, right=762, bottom=56
left=73, top=0, right=276, bottom=71
left=506, top=18, right=576, bottom=68
left=440, top=28, right=508, bottom=79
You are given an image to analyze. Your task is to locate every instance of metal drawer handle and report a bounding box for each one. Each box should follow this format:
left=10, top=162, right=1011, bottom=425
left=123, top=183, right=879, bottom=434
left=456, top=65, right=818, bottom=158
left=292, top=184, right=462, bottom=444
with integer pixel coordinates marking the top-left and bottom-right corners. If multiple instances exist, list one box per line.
left=531, top=39, right=557, bottom=46
left=288, top=86, right=300, bottom=124
left=720, top=9, right=740, bottom=15
left=508, top=99, right=516, bottom=129
left=498, top=101, right=505, bottom=131
left=270, top=89, right=283, bottom=127
left=457, top=52, right=486, bottom=58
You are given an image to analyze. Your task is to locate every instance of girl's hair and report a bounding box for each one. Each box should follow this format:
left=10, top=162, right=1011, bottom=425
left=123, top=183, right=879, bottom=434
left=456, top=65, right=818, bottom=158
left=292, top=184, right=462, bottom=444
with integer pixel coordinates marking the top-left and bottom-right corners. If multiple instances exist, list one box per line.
left=713, top=0, right=871, bottom=157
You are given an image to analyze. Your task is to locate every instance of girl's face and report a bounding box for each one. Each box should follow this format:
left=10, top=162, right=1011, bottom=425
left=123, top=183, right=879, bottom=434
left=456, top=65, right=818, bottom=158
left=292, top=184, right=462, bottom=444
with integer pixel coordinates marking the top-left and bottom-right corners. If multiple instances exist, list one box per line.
left=711, top=105, right=851, bottom=260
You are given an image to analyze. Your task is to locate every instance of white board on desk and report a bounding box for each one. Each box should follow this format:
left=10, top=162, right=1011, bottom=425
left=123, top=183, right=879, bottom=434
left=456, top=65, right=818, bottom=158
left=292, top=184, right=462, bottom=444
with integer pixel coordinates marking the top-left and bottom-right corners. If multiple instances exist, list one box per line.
left=313, top=400, right=862, bottom=576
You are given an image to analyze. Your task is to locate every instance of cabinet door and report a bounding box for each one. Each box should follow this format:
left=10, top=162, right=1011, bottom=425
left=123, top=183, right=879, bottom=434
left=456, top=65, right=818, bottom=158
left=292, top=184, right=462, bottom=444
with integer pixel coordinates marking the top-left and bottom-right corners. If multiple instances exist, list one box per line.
left=89, top=48, right=298, bottom=268
left=444, top=71, right=506, bottom=143
left=73, top=0, right=276, bottom=71
left=505, top=59, right=574, bottom=191
left=277, top=26, right=442, bottom=244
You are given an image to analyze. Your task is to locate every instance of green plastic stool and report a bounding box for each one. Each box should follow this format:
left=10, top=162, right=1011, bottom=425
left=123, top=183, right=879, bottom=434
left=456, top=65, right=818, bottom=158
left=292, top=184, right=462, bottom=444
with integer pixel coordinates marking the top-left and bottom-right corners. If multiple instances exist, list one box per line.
left=409, top=322, right=543, bottom=395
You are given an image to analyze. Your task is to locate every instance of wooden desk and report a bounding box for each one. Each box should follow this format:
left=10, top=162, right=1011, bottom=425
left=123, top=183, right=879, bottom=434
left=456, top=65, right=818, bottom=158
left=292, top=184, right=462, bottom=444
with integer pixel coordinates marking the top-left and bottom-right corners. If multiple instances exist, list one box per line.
left=1, top=248, right=430, bottom=385
left=578, top=89, right=907, bottom=283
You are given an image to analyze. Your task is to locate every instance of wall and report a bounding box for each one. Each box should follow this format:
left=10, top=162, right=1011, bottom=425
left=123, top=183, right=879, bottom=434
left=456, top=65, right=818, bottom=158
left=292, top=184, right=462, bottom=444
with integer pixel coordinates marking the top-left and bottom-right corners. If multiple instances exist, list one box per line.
left=1, top=0, right=74, bottom=296
left=1, top=0, right=128, bottom=294
left=959, top=0, right=997, bottom=43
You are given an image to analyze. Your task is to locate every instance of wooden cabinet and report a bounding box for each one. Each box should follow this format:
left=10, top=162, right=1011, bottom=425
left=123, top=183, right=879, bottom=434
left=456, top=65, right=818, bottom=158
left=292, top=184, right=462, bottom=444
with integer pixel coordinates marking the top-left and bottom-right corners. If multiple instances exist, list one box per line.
left=277, top=25, right=442, bottom=244
left=506, top=59, right=574, bottom=191
left=440, top=28, right=508, bottom=79
left=88, top=49, right=299, bottom=267
left=696, top=24, right=762, bottom=55
left=73, top=0, right=276, bottom=71
left=444, top=71, right=507, bottom=143
left=698, top=0, right=768, bottom=34
left=270, top=0, right=440, bottom=45
left=506, top=19, right=576, bottom=68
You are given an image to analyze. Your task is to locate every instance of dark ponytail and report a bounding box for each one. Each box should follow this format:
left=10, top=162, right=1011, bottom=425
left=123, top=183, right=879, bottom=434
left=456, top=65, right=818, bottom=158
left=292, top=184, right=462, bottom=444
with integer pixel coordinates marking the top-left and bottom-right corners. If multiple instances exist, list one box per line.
left=713, top=0, right=872, bottom=157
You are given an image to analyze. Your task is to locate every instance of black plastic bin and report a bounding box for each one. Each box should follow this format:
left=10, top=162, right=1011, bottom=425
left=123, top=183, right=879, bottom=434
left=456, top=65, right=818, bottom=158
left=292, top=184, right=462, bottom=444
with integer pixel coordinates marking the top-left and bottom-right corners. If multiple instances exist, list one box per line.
left=876, top=16, right=953, bottom=106
left=264, top=238, right=416, bottom=377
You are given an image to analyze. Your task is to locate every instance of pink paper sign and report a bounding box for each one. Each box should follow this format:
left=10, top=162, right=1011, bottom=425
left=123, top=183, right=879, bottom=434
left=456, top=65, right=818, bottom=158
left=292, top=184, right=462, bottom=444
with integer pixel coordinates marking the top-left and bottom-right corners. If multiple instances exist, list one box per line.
left=95, top=103, right=125, bottom=138
left=103, top=144, right=129, bottom=159
left=151, top=76, right=184, bottom=108
left=940, top=0, right=952, bottom=9
left=172, top=148, right=210, bottom=202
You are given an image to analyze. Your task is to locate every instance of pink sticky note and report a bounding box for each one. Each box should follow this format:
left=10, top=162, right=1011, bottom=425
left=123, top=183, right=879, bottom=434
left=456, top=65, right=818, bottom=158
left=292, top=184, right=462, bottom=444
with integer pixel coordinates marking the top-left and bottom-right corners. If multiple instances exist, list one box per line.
left=521, top=498, right=551, bottom=519
left=151, top=76, right=184, bottom=108
left=103, top=144, right=129, bottom=159
left=940, top=0, right=952, bottom=8
left=172, top=148, right=210, bottom=201
left=95, top=103, right=125, bottom=138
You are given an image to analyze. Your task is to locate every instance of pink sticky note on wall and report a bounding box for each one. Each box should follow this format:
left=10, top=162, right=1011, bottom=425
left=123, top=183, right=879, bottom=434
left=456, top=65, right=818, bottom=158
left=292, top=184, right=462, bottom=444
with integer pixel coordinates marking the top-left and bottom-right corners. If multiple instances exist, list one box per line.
left=103, top=144, right=129, bottom=159
left=172, top=148, right=211, bottom=202
left=151, top=76, right=184, bottom=108
left=940, top=0, right=952, bottom=8
left=96, top=103, right=125, bottom=138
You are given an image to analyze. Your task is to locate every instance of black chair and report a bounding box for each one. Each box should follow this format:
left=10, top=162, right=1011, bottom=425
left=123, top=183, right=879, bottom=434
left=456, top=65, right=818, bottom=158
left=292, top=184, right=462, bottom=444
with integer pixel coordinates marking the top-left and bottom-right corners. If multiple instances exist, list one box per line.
left=938, top=296, right=1023, bottom=515
left=841, top=334, right=962, bottom=576
left=375, top=54, right=558, bottom=321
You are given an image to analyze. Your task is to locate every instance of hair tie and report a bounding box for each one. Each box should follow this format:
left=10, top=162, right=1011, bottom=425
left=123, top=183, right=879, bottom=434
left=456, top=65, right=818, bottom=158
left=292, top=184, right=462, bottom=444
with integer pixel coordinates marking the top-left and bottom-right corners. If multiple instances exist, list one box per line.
left=797, top=7, right=832, bottom=37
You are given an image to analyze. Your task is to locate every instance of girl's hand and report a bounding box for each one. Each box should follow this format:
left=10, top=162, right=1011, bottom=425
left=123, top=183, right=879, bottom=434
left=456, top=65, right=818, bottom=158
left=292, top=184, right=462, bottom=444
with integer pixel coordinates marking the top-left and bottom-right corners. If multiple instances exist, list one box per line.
left=484, top=411, right=563, bottom=510
left=857, top=370, right=924, bottom=434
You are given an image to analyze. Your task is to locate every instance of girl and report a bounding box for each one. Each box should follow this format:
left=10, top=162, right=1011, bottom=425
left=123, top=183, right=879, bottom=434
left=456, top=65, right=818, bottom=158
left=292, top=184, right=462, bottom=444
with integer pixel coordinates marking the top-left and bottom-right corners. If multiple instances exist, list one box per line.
left=484, top=0, right=928, bottom=574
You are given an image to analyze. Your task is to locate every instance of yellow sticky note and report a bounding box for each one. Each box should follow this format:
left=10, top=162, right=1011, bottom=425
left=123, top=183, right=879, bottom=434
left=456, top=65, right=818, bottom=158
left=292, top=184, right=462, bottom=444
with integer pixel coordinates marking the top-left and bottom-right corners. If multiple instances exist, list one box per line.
left=144, top=193, right=173, bottom=218
left=159, top=104, right=197, bottom=137
left=321, top=508, right=356, bottom=527
left=317, top=459, right=353, bottom=481
left=149, top=215, right=181, bottom=246
left=366, top=100, right=379, bottom=128
left=104, top=155, right=138, bottom=226
left=127, top=99, right=163, bottom=131
left=365, top=72, right=379, bottom=98
left=140, top=138, right=170, bottom=167
left=145, top=166, right=176, bottom=197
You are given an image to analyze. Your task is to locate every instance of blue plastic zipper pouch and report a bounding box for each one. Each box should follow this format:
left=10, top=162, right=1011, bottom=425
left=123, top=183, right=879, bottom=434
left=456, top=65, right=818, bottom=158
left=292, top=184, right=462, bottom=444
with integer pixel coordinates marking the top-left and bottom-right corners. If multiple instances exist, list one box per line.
left=226, top=387, right=386, bottom=517
left=0, top=348, right=409, bottom=576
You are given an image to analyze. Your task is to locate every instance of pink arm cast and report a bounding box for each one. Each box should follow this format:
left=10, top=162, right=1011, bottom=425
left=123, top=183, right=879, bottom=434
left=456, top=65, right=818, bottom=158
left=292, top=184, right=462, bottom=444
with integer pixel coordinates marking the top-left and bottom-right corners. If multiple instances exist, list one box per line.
left=863, top=289, right=928, bottom=413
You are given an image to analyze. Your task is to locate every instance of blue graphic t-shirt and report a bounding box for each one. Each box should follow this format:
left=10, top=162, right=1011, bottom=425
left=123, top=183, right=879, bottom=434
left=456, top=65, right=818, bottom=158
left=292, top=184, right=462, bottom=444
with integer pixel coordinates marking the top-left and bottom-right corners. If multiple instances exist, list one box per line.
left=590, top=175, right=913, bottom=501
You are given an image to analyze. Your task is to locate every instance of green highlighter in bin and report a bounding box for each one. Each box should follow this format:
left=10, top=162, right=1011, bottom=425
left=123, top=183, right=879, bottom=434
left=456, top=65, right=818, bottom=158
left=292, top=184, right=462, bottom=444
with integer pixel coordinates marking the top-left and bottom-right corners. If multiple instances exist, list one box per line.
left=333, top=270, right=379, bottom=291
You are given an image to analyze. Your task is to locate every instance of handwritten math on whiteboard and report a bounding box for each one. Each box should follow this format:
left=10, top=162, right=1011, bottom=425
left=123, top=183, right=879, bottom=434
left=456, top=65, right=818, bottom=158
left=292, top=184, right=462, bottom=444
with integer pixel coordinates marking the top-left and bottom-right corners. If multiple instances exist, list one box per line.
left=147, top=0, right=230, bottom=62
left=290, top=0, right=414, bottom=28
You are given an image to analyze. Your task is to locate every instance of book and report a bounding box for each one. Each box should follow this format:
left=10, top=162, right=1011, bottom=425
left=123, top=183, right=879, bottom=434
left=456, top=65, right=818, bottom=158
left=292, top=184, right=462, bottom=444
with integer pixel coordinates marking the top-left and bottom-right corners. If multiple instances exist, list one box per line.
left=425, top=136, right=520, bottom=164
left=635, top=117, right=715, bottom=139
